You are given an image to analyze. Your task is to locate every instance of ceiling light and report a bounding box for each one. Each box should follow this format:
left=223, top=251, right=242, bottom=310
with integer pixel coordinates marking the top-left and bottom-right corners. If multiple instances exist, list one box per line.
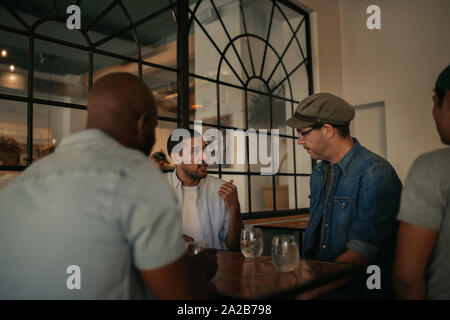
left=1, top=49, right=7, bottom=58
left=9, top=64, right=15, bottom=72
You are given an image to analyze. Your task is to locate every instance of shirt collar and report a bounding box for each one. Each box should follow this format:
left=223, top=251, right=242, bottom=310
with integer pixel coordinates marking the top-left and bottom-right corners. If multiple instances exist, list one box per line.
left=171, top=167, right=204, bottom=190
left=317, top=138, right=362, bottom=176
left=57, top=129, right=118, bottom=150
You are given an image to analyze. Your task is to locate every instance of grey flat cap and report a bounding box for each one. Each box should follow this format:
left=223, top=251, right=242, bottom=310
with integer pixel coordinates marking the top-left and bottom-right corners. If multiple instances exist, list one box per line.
left=285, top=93, right=355, bottom=129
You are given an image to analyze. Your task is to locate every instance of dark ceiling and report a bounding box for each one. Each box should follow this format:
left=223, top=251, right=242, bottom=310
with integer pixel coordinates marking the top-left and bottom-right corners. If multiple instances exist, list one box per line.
left=0, top=0, right=178, bottom=75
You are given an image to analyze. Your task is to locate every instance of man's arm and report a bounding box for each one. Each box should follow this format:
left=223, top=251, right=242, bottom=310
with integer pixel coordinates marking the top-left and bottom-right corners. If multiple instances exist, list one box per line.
left=335, top=249, right=371, bottom=266
left=393, top=221, right=438, bottom=300
left=218, top=180, right=243, bottom=251
left=139, top=252, right=216, bottom=299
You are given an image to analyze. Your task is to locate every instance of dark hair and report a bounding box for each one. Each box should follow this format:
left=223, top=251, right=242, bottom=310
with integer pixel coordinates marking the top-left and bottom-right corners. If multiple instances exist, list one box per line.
left=315, top=123, right=350, bottom=138
left=333, top=124, right=351, bottom=137
left=434, top=87, right=446, bottom=108
left=166, top=128, right=202, bottom=158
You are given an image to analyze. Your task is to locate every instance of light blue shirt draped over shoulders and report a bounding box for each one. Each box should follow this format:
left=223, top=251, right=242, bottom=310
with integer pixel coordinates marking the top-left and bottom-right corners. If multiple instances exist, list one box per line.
left=166, top=169, right=230, bottom=250
left=0, top=129, right=186, bottom=299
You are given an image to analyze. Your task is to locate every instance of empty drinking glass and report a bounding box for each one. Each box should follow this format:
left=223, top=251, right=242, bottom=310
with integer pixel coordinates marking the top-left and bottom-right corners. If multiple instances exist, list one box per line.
left=272, top=235, right=299, bottom=272
left=240, top=227, right=264, bottom=258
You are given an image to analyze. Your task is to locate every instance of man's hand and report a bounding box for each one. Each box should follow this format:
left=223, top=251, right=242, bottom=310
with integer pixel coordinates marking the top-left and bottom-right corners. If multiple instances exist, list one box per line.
left=218, top=180, right=240, bottom=214
left=190, top=249, right=218, bottom=280
left=219, top=180, right=243, bottom=251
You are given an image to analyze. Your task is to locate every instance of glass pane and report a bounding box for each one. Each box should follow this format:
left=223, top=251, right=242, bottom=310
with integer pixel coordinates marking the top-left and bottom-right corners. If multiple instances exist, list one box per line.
left=150, top=119, right=177, bottom=170
left=295, top=135, right=312, bottom=174
left=33, top=104, right=87, bottom=161
left=296, top=176, right=310, bottom=209
left=220, top=173, right=248, bottom=214
left=279, top=137, right=295, bottom=174
left=143, top=67, right=177, bottom=120
left=80, top=0, right=116, bottom=33
left=219, top=84, right=245, bottom=128
left=276, top=176, right=295, bottom=210
left=260, top=47, right=278, bottom=82
left=97, top=31, right=139, bottom=58
left=0, top=6, right=27, bottom=30
left=34, top=40, right=89, bottom=105
left=290, top=62, right=309, bottom=102
left=93, top=54, right=139, bottom=83
left=190, top=77, right=217, bottom=125
left=251, top=175, right=273, bottom=212
left=35, top=20, right=88, bottom=46
left=277, top=2, right=306, bottom=37
left=272, top=96, right=292, bottom=135
left=0, top=99, right=27, bottom=165
left=137, top=9, right=177, bottom=68
left=0, top=30, right=28, bottom=97
left=221, top=127, right=247, bottom=173
left=249, top=131, right=278, bottom=175
left=190, top=17, right=221, bottom=81
left=246, top=37, right=265, bottom=80
left=247, top=79, right=270, bottom=130
left=239, top=0, right=273, bottom=41
left=123, top=0, right=172, bottom=23
left=223, top=46, right=248, bottom=82
left=87, top=3, right=131, bottom=44
left=4, top=0, right=43, bottom=26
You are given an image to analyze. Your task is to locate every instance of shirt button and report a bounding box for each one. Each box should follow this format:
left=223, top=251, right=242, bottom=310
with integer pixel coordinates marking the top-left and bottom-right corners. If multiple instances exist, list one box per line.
left=322, top=245, right=326, bottom=249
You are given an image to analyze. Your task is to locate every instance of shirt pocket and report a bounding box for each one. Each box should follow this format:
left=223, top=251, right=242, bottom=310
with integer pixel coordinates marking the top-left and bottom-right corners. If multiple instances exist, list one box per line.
left=332, top=196, right=355, bottom=232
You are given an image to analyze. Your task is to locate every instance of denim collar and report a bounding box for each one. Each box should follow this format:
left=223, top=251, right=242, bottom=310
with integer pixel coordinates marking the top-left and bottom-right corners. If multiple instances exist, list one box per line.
left=317, top=138, right=362, bottom=177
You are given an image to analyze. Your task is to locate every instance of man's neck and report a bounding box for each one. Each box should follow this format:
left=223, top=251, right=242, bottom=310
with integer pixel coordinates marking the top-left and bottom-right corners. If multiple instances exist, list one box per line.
left=327, top=137, right=354, bottom=166
left=175, top=167, right=200, bottom=186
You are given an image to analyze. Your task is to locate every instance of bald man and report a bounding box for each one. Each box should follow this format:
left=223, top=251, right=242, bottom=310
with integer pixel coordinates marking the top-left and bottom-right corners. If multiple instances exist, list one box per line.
left=0, top=73, right=215, bottom=299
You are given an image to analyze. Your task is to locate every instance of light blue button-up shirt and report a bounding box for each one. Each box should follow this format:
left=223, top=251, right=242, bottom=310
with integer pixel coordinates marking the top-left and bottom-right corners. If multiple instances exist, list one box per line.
left=166, top=169, right=230, bottom=250
left=0, top=129, right=186, bottom=299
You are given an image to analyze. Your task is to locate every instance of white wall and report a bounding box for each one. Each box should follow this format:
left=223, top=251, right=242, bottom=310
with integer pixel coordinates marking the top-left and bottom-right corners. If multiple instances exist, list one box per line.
left=295, top=0, right=450, bottom=181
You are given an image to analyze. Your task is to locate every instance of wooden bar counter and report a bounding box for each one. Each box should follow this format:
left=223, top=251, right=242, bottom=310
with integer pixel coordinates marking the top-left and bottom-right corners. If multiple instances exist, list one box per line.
left=211, top=251, right=363, bottom=300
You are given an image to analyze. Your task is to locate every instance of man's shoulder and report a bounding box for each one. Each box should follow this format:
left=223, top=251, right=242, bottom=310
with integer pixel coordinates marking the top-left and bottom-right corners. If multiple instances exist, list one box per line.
left=414, top=148, right=450, bottom=168
left=203, top=175, right=226, bottom=191
left=352, top=145, right=396, bottom=174
left=407, top=148, right=450, bottom=182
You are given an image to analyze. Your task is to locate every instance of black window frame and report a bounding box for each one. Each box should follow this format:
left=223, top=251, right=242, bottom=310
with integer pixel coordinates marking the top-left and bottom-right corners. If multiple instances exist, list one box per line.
left=0, top=0, right=314, bottom=220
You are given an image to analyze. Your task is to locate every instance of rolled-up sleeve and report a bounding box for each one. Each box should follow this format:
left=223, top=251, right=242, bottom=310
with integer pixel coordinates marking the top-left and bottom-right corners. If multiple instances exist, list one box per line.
left=347, top=164, right=402, bottom=262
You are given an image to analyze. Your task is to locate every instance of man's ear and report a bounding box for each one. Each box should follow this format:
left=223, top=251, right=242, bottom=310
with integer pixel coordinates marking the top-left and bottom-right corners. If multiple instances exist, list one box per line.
left=323, top=123, right=335, bottom=138
left=137, top=112, right=150, bottom=133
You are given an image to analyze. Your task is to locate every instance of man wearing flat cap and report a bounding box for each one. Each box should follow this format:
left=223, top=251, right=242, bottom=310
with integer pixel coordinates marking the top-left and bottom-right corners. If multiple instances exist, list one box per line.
left=394, top=65, right=450, bottom=300
left=286, top=92, right=402, bottom=298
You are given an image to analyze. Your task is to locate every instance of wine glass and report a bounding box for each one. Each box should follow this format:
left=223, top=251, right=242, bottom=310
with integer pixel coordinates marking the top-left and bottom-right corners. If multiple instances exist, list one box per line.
left=271, top=235, right=299, bottom=272
left=240, top=227, right=264, bottom=258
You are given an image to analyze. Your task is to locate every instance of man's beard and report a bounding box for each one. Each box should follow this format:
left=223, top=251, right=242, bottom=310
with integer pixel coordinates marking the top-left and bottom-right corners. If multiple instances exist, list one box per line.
left=182, top=164, right=208, bottom=180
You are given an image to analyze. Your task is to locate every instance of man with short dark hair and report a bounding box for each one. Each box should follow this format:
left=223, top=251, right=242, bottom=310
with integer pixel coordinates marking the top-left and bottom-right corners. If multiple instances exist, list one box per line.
left=166, top=129, right=243, bottom=250
left=0, top=73, right=216, bottom=299
left=394, top=65, right=450, bottom=299
left=286, top=92, right=402, bottom=298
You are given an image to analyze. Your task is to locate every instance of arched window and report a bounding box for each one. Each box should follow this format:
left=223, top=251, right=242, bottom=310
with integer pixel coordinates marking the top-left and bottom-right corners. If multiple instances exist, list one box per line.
left=0, top=0, right=313, bottom=218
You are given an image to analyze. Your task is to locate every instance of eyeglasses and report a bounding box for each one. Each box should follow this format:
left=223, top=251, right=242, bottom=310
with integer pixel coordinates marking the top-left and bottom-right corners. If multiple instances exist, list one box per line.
left=297, top=124, right=324, bottom=139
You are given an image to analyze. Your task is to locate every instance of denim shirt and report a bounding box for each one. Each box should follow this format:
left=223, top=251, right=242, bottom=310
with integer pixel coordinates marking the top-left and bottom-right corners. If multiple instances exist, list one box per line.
left=303, top=138, right=402, bottom=263
left=166, top=170, right=230, bottom=250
